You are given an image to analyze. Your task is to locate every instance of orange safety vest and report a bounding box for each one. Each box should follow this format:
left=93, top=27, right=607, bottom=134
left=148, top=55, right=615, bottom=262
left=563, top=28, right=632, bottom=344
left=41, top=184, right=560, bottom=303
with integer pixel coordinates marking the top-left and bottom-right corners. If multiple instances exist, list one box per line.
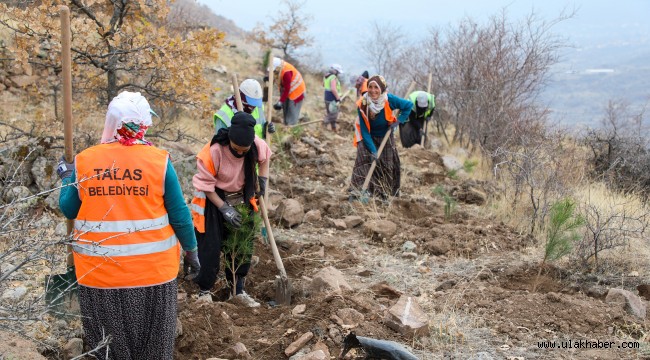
left=359, top=78, right=368, bottom=96
left=279, top=61, right=306, bottom=101
left=354, top=97, right=396, bottom=147
left=190, top=142, right=216, bottom=233
left=73, top=143, right=179, bottom=289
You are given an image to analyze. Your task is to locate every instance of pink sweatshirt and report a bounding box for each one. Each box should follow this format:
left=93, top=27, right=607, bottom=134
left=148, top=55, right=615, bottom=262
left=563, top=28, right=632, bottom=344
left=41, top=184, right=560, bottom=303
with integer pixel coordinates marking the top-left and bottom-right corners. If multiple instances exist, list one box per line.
left=193, top=137, right=272, bottom=193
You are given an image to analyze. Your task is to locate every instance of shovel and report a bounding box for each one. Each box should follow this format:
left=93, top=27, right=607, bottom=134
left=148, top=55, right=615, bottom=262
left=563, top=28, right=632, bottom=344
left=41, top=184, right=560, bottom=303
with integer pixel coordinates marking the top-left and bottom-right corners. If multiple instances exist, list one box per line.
left=233, top=74, right=292, bottom=305
left=258, top=196, right=291, bottom=305
left=356, top=81, right=416, bottom=203
left=420, top=73, right=433, bottom=147
left=261, top=58, right=275, bottom=242
left=45, top=5, right=78, bottom=315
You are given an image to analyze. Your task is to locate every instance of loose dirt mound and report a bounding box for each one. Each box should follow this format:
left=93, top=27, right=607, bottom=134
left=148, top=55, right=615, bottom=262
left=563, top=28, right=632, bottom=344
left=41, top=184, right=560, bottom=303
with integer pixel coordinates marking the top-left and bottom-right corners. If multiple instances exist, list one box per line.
left=175, top=233, right=404, bottom=360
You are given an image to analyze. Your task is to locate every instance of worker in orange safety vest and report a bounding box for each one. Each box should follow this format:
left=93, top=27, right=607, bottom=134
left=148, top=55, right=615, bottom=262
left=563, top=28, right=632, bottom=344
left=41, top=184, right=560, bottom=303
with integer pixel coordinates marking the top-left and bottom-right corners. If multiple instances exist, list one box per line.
left=57, top=91, right=198, bottom=359
left=271, top=57, right=306, bottom=126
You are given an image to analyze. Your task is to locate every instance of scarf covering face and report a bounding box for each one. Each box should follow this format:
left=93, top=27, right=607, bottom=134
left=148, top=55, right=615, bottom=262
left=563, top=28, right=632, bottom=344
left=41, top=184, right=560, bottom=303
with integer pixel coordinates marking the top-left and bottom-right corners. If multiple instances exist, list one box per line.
left=101, top=91, right=155, bottom=146
left=365, top=75, right=388, bottom=116
left=116, top=122, right=151, bottom=146
left=212, top=128, right=259, bottom=207
left=225, top=95, right=255, bottom=114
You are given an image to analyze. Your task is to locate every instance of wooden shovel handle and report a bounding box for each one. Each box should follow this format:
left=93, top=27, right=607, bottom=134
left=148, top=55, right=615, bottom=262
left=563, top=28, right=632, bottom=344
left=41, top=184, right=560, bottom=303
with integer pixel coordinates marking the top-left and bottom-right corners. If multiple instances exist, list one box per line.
left=60, top=6, right=74, bottom=268
left=232, top=74, right=286, bottom=277
left=264, top=63, right=274, bottom=205
left=259, top=197, right=287, bottom=278
left=232, top=74, right=243, bottom=112
left=61, top=6, right=73, bottom=163
left=361, top=81, right=416, bottom=192
left=422, top=73, right=433, bottom=147
left=266, top=63, right=274, bottom=146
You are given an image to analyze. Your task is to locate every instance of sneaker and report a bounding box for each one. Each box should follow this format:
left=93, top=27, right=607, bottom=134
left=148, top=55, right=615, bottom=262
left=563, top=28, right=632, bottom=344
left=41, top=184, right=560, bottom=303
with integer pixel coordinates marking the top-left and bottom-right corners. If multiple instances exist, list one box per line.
left=197, top=289, right=212, bottom=302
left=235, top=292, right=260, bottom=308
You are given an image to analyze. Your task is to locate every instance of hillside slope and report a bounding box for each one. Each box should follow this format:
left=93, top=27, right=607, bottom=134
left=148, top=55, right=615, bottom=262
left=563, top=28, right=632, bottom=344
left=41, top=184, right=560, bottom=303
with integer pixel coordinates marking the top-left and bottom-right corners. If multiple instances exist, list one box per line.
left=0, top=14, right=649, bottom=360
left=164, top=40, right=650, bottom=359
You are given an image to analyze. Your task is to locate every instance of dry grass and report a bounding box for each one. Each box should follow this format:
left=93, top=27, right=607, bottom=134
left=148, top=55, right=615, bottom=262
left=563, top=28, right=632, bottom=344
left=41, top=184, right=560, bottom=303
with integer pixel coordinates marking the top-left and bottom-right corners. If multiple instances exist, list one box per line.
left=572, top=182, right=650, bottom=276
left=469, top=137, right=650, bottom=276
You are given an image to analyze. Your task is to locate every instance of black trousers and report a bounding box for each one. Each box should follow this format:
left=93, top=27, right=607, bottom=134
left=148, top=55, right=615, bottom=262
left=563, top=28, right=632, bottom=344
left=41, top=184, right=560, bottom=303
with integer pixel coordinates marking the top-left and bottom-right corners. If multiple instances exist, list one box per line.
left=399, top=114, right=427, bottom=148
left=194, top=198, right=253, bottom=293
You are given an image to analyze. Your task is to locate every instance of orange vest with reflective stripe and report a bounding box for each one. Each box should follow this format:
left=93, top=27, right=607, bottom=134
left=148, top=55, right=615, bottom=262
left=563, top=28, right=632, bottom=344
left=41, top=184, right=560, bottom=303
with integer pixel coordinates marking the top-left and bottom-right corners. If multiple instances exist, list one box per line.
left=190, top=142, right=216, bottom=233
left=73, top=143, right=179, bottom=289
left=354, top=97, right=396, bottom=146
left=279, top=62, right=306, bottom=101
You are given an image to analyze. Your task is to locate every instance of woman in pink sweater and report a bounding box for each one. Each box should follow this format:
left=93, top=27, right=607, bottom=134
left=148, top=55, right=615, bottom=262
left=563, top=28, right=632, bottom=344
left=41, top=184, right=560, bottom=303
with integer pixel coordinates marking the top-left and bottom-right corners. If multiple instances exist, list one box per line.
left=190, top=112, right=272, bottom=307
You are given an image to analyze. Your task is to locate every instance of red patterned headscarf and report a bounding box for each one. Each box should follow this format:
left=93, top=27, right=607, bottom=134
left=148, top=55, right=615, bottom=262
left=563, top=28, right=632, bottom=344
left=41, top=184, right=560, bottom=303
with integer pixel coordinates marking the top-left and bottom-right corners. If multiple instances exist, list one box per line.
left=101, top=91, right=156, bottom=146
left=115, top=122, right=152, bottom=146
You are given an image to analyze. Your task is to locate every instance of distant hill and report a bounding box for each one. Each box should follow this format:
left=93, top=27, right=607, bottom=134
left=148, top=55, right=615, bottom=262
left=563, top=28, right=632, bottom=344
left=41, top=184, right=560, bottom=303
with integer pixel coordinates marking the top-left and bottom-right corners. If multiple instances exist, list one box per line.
left=543, top=44, right=650, bottom=129
left=170, top=0, right=247, bottom=41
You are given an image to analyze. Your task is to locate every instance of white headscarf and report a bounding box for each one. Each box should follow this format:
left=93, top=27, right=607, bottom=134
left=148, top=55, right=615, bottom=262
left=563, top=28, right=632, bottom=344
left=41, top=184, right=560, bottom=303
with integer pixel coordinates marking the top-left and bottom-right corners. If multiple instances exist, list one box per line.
left=365, top=77, right=388, bottom=116
left=365, top=92, right=387, bottom=116
left=101, top=91, right=154, bottom=144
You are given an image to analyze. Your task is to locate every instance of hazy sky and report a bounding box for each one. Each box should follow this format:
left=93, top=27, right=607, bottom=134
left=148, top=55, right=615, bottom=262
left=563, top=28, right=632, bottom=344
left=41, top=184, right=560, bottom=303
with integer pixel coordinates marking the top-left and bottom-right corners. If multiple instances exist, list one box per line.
left=198, top=0, right=650, bottom=74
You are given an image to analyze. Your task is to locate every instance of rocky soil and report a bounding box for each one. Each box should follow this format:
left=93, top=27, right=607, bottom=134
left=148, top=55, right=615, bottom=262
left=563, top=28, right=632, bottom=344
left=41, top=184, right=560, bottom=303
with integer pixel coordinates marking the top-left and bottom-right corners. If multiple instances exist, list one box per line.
left=1, top=66, right=649, bottom=360
left=166, top=113, right=650, bottom=360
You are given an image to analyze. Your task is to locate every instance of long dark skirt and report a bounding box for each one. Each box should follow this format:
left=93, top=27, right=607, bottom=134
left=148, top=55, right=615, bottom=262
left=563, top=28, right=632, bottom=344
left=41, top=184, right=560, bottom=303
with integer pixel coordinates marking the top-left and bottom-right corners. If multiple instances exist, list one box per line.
left=78, top=280, right=177, bottom=360
left=349, top=133, right=401, bottom=198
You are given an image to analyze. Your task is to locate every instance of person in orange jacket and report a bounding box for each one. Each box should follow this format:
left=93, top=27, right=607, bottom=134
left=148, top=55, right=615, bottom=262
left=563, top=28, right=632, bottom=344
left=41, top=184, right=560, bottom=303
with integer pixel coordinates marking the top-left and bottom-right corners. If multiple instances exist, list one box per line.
left=355, top=70, right=369, bottom=98
left=57, top=91, right=198, bottom=360
left=271, top=57, right=306, bottom=125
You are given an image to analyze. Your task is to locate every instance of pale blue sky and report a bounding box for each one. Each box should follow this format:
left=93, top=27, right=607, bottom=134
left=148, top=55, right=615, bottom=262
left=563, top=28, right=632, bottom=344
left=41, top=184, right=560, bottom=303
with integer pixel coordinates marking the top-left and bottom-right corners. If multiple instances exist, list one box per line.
left=199, top=0, right=650, bottom=74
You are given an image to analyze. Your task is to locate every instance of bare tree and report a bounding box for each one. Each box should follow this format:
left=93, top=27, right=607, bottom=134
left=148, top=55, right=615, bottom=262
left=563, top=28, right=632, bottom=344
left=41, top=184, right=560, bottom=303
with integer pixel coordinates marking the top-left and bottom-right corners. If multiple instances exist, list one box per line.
left=359, top=21, right=409, bottom=93
left=388, top=8, right=573, bottom=155
left=0, top=145, right=81, bottom=355
left=576, top=195, right=649, bottom=271
left=166, top=0, right=214, bottom=35
left=583, top=99, right=650, bottom=200
left=492, top=128, right=585, bottom=233
left=248, top=0, right=313, bottom=60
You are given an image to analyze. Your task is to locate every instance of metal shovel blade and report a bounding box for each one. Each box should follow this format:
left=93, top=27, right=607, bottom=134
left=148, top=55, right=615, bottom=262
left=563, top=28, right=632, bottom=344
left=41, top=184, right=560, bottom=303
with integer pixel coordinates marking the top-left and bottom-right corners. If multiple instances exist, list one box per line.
left=349, top=189, right=370, bottom=204
left=274, top=275, right=292, bottom=306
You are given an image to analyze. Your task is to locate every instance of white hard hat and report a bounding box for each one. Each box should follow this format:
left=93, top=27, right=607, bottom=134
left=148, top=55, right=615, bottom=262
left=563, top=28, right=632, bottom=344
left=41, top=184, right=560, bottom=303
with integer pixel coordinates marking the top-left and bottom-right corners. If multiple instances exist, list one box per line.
left=331, top=63, right=343, bottom=74
left=416, top=92, right=428, bottom=108
left=272, top=57, right=282, bottom=70
left=239, top=79, right=263, bottom=107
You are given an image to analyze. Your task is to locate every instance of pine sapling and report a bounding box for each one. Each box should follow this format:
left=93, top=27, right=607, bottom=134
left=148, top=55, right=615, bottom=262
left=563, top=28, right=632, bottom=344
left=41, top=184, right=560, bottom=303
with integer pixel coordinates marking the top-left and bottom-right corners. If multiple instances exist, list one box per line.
left=433, top=185, right=457, bottom=220
left=222, top=203, right=261, bottom=298
left=532, top=198, right=584, bottom=292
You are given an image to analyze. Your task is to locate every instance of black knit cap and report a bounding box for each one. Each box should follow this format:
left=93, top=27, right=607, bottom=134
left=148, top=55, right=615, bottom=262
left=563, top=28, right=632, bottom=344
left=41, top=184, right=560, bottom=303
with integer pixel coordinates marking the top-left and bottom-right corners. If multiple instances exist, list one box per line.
left=229, top=112, right=256, bottom=147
